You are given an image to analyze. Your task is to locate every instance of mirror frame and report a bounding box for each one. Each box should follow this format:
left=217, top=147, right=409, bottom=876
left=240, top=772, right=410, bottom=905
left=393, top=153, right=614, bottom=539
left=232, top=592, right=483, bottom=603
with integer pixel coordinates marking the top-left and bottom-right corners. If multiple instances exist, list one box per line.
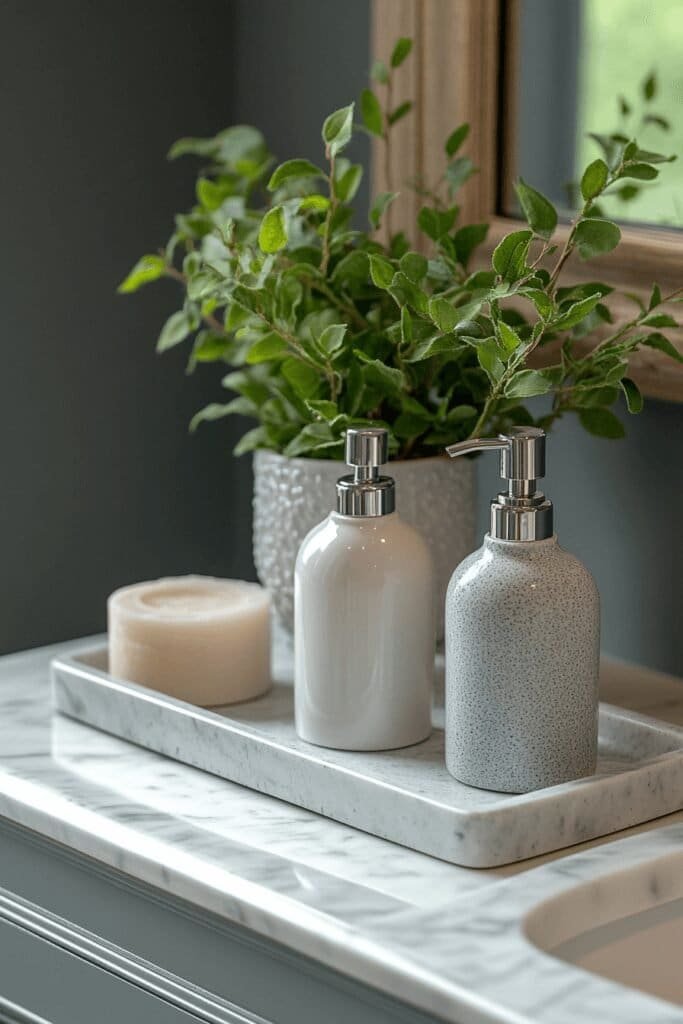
left=372, top=0, right=683, bottom=402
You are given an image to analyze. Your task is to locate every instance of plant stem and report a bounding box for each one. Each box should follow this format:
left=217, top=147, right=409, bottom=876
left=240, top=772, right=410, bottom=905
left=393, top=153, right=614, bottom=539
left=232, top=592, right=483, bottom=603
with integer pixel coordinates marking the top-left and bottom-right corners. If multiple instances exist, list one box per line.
left=320, top=154, right=338, bottom=276
left=384, top=74, right=394, bottom=238
left=548, top=163, right=624, bottom=293
left=304, top=276, right=369, bottom=329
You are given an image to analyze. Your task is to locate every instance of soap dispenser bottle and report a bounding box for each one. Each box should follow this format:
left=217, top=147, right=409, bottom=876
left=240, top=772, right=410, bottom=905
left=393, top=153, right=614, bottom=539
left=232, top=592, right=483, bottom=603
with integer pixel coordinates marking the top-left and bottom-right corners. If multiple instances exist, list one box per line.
left=444, top=427, right=599, bottom=793
left=294, top=428, right=435, bottom=751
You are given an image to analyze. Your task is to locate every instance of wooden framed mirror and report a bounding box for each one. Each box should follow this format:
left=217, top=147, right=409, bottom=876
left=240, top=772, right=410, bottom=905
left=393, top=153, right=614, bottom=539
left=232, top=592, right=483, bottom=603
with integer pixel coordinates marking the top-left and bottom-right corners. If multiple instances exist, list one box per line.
left=372, top=0, right=683, bottom=401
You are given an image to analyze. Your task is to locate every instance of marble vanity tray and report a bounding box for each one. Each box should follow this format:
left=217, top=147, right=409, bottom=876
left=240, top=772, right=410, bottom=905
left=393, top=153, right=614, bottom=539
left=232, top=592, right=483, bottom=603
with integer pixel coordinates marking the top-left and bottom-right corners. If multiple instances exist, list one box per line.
left=51, top=645, right=683, bottom=868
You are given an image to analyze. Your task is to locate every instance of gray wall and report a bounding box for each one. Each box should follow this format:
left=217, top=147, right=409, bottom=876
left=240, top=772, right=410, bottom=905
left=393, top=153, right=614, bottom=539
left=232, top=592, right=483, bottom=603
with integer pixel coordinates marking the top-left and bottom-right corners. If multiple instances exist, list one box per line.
left=2, top=1, right=681, bottom=677
left=0, top=0, right=369, bottom=655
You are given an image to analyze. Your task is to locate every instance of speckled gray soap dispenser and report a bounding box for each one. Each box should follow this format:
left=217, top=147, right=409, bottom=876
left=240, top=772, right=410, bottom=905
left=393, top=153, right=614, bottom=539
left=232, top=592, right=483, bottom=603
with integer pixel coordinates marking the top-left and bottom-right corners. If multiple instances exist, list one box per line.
left=444, top=427, right=600, bottom=793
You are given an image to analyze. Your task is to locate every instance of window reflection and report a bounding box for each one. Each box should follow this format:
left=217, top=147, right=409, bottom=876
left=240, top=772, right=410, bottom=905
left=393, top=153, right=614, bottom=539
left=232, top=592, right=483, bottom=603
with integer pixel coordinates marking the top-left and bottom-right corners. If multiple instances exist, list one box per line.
left=507, top=0, right=683, bottom=229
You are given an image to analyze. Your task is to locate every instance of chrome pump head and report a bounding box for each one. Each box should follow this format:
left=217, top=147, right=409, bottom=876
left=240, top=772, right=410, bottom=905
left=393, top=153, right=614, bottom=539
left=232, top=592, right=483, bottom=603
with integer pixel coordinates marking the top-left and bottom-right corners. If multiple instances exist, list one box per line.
left=446, top=427, right=553, bottom=541
left=336, top=428, right=395, bottom=517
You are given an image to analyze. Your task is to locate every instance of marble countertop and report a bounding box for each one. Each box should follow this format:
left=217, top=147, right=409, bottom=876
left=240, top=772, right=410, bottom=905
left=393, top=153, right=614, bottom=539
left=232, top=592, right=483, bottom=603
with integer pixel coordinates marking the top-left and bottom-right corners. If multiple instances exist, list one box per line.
left=2, top=635, right=683, bottom=1023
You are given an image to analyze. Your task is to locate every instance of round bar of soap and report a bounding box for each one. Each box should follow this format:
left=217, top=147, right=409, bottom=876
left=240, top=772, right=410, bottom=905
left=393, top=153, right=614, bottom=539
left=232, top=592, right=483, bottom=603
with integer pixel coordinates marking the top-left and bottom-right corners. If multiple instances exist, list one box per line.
left=108, top=576, right=271, bottom=706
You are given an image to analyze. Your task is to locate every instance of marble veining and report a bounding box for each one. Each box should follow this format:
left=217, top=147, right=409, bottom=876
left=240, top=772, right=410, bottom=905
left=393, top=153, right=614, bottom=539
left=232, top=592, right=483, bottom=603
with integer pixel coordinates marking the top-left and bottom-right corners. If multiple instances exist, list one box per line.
left=53, top=635, right=683, bottom=867
left=0, top=636, right=682, bottom=1023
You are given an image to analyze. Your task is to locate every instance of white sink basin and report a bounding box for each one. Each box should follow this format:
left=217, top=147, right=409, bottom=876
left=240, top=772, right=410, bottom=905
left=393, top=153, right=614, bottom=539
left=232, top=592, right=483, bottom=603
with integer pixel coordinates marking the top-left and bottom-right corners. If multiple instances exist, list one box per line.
left=524, top=849, right=683, bottom=1005
left=396, top=826, right=683, bottom=1024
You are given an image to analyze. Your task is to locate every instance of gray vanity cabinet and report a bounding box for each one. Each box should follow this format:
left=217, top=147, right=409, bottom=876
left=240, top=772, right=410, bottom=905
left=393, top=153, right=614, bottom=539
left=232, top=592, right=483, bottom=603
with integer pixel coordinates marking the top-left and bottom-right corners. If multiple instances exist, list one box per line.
left=0, top=819, right=443, bottom=1024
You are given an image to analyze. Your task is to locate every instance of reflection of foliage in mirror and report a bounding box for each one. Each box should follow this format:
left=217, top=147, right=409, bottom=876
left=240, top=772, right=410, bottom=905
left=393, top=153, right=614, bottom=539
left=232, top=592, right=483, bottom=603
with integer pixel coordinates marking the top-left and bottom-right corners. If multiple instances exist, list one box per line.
left=567, top=71, right=676, bottom=225
left=576, top=0, right=683, bottom=227
left=119, top=38, right=683, bottom=458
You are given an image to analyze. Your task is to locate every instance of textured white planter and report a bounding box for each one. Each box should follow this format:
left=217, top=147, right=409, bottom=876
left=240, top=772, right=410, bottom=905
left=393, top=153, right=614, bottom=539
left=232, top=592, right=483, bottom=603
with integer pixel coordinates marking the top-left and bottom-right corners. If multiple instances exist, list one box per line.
left=253, top=450, right=476, bottom=636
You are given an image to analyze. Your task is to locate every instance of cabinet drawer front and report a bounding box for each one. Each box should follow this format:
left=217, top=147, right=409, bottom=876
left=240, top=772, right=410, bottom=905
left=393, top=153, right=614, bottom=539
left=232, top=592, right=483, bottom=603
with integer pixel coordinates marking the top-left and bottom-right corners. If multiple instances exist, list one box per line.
left=0, top=915, right=201, bottom=1024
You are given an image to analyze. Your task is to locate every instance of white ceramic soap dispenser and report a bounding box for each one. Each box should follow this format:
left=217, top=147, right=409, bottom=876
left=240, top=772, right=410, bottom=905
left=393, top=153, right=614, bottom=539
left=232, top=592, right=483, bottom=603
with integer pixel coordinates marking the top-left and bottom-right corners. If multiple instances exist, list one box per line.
left=294, top=428, right=435, bottom=751
left=444, top=427, right=599, bottom=793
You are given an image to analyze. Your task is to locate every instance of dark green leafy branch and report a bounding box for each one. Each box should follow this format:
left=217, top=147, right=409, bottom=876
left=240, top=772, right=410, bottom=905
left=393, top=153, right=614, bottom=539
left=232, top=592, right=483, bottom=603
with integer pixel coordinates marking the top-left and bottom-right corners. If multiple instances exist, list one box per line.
left=119, top=58, right=682, bottom=458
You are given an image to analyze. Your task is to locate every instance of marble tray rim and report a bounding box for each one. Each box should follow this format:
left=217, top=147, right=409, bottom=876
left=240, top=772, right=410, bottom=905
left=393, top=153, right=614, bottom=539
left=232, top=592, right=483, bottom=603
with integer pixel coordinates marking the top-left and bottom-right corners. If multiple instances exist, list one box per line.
left=50, top=644, right=683, bottom=868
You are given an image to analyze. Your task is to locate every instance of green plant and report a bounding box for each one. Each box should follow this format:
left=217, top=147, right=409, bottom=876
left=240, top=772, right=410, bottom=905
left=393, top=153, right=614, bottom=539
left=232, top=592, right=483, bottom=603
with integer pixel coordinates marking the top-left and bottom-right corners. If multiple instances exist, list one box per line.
left=119, top=40, right=682, bottom=459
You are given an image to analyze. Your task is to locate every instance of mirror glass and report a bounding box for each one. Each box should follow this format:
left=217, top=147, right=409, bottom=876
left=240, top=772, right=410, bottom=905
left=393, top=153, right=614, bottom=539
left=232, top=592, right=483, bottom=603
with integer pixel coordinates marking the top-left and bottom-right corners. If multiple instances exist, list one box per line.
left=506, top=0, right=683, bottom=228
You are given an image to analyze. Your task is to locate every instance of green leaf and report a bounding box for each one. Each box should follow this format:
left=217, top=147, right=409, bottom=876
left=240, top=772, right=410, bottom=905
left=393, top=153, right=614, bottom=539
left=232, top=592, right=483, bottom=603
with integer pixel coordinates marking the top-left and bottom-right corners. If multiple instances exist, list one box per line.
left=299, top=194, right=330, bottom=213
left=318, top=323, right=347, bottom=356
left=492, top=229, right=532, bottom=280
left=360, top=88, right=383, bottom=136
left=267, top=159, right=325, bottom=191
left=618, top=184, right=640, bottom=202
left=514, top=178, right=557, bottom=238
left=390, top=37, right=412, bottom=67
left=498, top=320, right=522, bottom=356
left=354, top=351, right=405, bottom=397
left=368, top=253, right=395, bottom=289
left=556, top=281, right=613, bottom=303
left=520, top=288, right=553, bottom=320
left=466, top=269, right=497, bottom=289
left=399, top=251, right=428, bottom=283
left=284, top=423, right=339, bottom=458
left=643, top=113, right=670, bottom=131
left=335, top=163, right=363, bottom=201
left=648, top=283, right=662, bottom=310
left=476, top=339, right=505, bottom=383
left=621, top=377, right=643, bottom=414
left=331, top=250, right=370, bottom=286
left=580, top=159, right=609, bottom=200
left=281, top=357, right=321, bottom=398
left=418, top=205, right=458, bottom=241
left=156, top=311, right=192, bottom=353
left=221, top=371, right=270, bottom=406
left=629, top=147, right=675, bottom=164
left=190, top=398, right=253, bottom=433
left=369, top=191, right=398, bottom=228
left=445, top=123, right=469, bottom=157
left=553, top=293, right=601, bottom=330
left=579, top=407, right=625, bottom=438
left=642, top=71, right=657, bottom=101
left=195, top=178, right=232, bottom=211
left=400, top=306, right=413, bottom=343
left=588, top=132, right=621, bottom=169
left=186, top=268, right=220, bottom=302
left=642, top=333, right=683, bottom=364
left=191, top=331, right=229, bottom=363
left=447, top=404, right=478, bottom=423
left=392, top=415, right=425, bottom=439
left=234, top=427, right=268, bottom=456
left=258, top=205, right=288, bottom=253
left=167, top=136, right=218, bottom=160
left=322, top=102, right=355, bottom=156
left=620, top=163, right=659, bottom=181
left=428, top=296, right=458, bottom=332
left=574, top=218, right=621, bottom=260
left=388, top=101, right=412, bottom=125
left=446, top=156, right=476, bottom=193
left=246, top=334, right=287, bottom=364
left=453, top=223, right=488, bottom=267
left=118, top=254, right=166, bottom=293
left=641, top=313, right=679, bottom=328
left=371, top=60, right=389, bottom=84
left=388, top=271, right=428, bottom=313
left=405, top=334, right=461, bottom=362
left=574, top=386, right=620, bottom=408
left=603, top=359, right=629, bottom=385
left=504, top=369, right=554, bottom=398
left=306, top=399, right=339, bottom=421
